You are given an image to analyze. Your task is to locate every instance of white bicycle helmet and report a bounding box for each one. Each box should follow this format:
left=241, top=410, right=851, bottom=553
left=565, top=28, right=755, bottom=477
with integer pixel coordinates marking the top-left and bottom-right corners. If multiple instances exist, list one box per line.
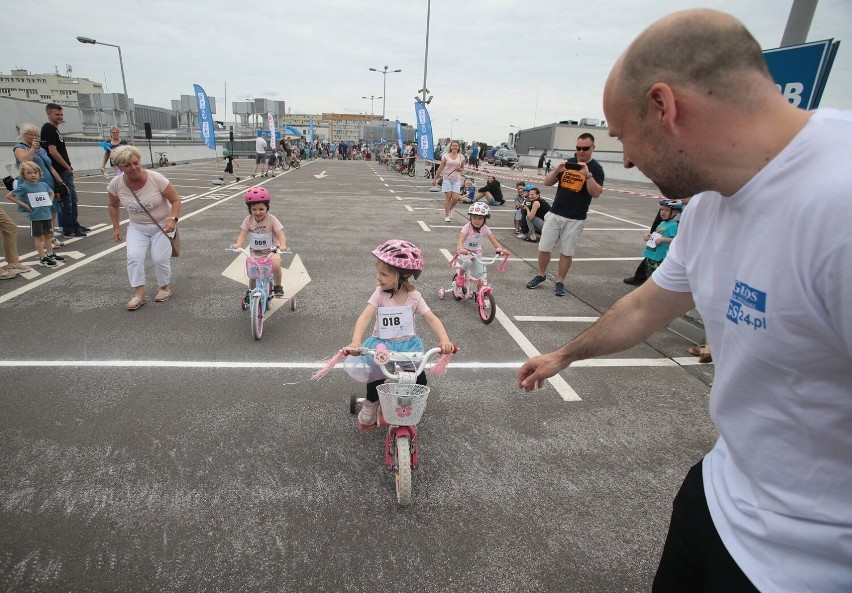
left=468, top=202, right=491, bottom=219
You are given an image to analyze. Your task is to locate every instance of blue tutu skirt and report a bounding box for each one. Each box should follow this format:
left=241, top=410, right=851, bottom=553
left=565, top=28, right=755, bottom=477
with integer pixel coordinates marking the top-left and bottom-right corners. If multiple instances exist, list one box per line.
left=344, top=335, right=424, bottom=383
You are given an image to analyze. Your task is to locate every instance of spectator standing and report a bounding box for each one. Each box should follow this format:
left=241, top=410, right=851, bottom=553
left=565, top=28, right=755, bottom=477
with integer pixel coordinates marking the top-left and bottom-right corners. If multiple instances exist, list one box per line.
left=537, top=150, right=547, bottom=175
left=40, top=104, right=86, bottom=237
left=5, top=161, right=61, bottom=267
left=468, top=142, right=481, bottom=170
left=432, top=140, right=465, bottom=222
left=100, top=127, right=128, bottom=177
left=526, top=133, right=604, bottom=296
left=252, top=133, right=269, bottom=177
left=519, top=10, right=852, bottom=592
left=13, top=124, right=65, bottom=246
left=107, top=146, right=181, bottom=311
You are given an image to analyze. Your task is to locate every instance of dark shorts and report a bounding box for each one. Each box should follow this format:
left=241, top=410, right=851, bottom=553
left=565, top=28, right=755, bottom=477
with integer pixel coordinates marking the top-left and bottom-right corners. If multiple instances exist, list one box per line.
left=255, top=153, right=265, bottom=164
left=653, top=461, right=759, bottom=592
left=31, top=219, right=52, bottom=237
left=224, top=162, right=234, bottom=174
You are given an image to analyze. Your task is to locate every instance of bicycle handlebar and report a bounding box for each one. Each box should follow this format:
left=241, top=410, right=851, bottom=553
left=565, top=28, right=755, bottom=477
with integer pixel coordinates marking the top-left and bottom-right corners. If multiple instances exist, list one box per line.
left=227, top=245, right=292, bottom=257
left=343, top=346, right=458, bottom=380
left=449, top=250, right=510, bottom=269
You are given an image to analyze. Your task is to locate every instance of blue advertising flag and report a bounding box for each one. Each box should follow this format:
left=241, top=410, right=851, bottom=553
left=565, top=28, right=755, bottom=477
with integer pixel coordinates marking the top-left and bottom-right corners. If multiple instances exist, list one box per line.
left=193, top=84, right=216, bottom=150
left=308, top=118, right=314, bottom=144
left=414, top=102, right=435, bottom=161
left=395, top=119, right=404, bottom=151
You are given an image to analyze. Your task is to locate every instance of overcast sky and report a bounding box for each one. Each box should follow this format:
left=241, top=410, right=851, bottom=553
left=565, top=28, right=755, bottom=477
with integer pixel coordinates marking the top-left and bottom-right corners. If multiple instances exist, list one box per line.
left=3, top=0, right=850, bottom=144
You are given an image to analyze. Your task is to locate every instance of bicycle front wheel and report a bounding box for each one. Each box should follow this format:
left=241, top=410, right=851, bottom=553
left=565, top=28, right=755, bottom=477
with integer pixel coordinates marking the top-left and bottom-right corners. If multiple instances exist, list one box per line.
left=479, top=292, right=496, bottom=324
left=395, top=436, right=412, bottom=506
left=250, top=293, right=264, bottom=340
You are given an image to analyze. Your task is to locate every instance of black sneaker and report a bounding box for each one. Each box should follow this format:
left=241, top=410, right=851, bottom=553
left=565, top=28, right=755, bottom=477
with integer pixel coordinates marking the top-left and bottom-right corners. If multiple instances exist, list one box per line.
left=79, top=226, right=91, bottom=232
left=273, top=285, right=284, bottom=298
left=622, top=276, right=645, bottom=286
left=554, top=282, right=566, bottom=297
left=39, top=256, right=57, bottom=267
left=236, top=177, right=241, bottom=182
left=526, top=275, right=547, bottom=289
left=72, top=231, right=87, bottom=237
left=47, top=252, right=66, bottom=261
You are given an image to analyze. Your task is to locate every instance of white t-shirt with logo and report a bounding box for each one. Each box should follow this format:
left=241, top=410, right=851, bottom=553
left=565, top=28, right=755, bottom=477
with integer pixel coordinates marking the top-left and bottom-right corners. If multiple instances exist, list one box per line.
left=653, top=108, right=852, bottom=592
left=255, top=136, right=268, bottom=154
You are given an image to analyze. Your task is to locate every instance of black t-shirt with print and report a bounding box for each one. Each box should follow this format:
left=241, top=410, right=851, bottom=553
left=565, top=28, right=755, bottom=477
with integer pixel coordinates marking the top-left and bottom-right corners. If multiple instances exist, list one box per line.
left=40, top=123, right=71, bottom=173
left=550, top=157, right=604, bottom=220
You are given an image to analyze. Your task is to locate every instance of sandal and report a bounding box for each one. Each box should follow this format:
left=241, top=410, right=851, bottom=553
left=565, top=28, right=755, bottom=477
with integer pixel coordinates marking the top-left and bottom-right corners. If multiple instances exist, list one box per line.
left=154, top=288, right=171, bottom=302
left=524, top=236, right=539, bottom=243
left=687, top=346, right=703, bottom=357
left=6, top=262, right=32, bottom=272
left=698, top=351, right=713, bottom=364
left=126, top=295, right=147, bottom=310
left=0, top=269, right=18, bottom=280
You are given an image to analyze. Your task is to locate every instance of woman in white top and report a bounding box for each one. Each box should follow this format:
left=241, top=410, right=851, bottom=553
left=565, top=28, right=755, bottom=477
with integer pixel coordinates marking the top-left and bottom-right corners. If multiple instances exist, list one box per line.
left=432, top=140, right=465, bottom=222
left=107, top=145, right=181, bottom=310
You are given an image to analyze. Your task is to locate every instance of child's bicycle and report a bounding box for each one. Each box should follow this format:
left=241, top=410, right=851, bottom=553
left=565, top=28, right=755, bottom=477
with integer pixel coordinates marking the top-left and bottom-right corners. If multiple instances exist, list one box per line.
left=227, top=245, right=296, bottom=340
left=438, top=251, right=510, bottom=324
left=157, top=152, right=169, bottom=167
left=317, top=345, right=456, bottom=506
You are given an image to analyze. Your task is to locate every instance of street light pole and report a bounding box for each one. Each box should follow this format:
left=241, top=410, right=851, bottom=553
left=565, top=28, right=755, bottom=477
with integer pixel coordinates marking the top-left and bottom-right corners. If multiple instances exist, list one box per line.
left=362, top=95, right=382, bottom=116
left=450, top=118, right=459, bottom=140
left=369, top=65, right=401, bottom=120
left=76, top=36, right=134, bottom=145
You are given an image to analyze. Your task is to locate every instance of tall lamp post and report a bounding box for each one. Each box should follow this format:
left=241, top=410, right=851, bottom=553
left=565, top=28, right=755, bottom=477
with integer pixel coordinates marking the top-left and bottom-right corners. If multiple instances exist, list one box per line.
left=362, top=95, right=382, bottom=116
left=369, top=66, right=401, bottom=120
left=76, top=36, right=134, bottom=145
left=450, top=118, right=459, bottom=140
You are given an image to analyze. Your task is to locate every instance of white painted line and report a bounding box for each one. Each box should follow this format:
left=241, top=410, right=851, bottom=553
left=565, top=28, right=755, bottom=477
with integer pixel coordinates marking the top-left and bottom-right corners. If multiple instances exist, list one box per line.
left=396, top=196, right=403, bottom=201
left=389, top=190, right=394, bottom=193
left=0, top=358, right=708, bottom=369
left=515, top=316, right=599, bottom=322
left=438, top=247, right=580, bottom=401
left=405, top=205, right=414, bottom=212
left=588, top=209, right=649, bottom=227
left=379, top=177, right=385, bottom=182
left=417, top=221, right=431, bottom=232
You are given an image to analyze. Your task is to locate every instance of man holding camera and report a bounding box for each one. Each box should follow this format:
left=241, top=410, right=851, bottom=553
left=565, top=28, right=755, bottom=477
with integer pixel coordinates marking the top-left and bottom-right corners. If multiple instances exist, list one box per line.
left=526, top=133, right=604, bottom=296
left=41, top=104, right=86, bottom=237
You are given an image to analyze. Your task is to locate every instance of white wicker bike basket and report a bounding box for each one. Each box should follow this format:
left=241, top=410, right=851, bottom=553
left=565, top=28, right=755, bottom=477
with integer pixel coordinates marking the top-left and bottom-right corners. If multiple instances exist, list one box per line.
left=246, top=257, right=274, bottom=280
left=376, top=383, right=430, bottom=426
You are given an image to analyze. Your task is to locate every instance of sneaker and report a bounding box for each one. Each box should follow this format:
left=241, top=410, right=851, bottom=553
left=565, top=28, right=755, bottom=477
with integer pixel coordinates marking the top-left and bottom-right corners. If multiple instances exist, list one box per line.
left=444, top=216, right=451, bottom=222
left=52, top=237, right=65, bottom=247
left=516, top=233, right=527, bottom=239
left=273, top=285, right=284, bottom=298
left=72, top=231, right=87, bottom=237
left=39, top=257, right=57, bottom=267
left=622, top=276, right=645, bottom=286
left=47, top=252, right=65, bottom=261
left=236, top=177, right=241, bottom=182
left=554, top=282, right=566, bottom=297
left=526, top=274, right=547, bottom=289
left=79, top=226, right=91, bottom=232
left=358, top=400, right=378, bottom=426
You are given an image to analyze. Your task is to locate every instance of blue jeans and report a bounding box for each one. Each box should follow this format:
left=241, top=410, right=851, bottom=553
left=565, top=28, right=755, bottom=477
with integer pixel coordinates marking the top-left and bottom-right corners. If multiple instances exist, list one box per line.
left=59, top=171, right=80, bottom=232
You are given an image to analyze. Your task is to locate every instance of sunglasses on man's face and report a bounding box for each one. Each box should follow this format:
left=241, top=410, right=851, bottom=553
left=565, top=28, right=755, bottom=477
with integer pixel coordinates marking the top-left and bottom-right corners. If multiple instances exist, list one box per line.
left=576, top=145, right=593, bottom=151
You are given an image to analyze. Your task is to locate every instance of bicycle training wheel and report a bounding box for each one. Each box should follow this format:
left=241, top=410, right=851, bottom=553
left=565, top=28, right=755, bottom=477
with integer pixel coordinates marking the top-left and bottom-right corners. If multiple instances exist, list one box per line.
left=250, top=293, right=264, bottom=340
left=479, top=292, right=496, bottom=324
left=437, top=288, right=446, bottom=300
left=408, top=167, right=415, bottom=177
left=395, top=435, right=413, bottom=506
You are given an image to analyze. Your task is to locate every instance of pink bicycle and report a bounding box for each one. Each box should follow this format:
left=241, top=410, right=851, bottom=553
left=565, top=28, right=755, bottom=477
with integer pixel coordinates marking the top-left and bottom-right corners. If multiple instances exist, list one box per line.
left=313, top=345, right=456, bottom=506
left=438, top=251, right=510, bottom=324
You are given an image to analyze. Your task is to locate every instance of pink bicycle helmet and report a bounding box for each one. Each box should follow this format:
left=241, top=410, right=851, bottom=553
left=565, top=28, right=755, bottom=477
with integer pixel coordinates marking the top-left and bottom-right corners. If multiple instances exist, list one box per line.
left=245, top=186, right=270, bottom=204
left=372, top=240, right=423, bottom=280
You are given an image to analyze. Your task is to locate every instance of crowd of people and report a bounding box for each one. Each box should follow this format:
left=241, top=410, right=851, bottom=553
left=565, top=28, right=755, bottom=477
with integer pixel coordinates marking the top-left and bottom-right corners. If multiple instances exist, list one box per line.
left=3, top=10, right=850, bottom=591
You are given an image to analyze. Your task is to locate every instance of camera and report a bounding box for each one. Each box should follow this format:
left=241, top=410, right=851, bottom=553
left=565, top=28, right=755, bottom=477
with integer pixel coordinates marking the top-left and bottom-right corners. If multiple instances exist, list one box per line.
left=564, top=162, right=582, bottom=171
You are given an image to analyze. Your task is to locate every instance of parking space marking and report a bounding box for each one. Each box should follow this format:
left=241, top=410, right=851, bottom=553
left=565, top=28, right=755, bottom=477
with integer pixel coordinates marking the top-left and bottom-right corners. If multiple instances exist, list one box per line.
left=439, top=248, right=580, bottom=401
left=417, top=221, right=431, bottom=232
left=515, top=316, right=599, bottom=322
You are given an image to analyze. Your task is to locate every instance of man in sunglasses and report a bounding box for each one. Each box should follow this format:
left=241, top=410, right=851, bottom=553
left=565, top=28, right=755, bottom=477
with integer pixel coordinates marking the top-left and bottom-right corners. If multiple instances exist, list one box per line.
left=526, top=133, right=604, bottom=296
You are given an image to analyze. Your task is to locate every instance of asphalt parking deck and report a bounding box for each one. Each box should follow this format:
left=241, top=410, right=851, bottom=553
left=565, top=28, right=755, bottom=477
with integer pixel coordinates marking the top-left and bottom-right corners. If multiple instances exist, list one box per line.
left=0, top=158, right=716, bottom=592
